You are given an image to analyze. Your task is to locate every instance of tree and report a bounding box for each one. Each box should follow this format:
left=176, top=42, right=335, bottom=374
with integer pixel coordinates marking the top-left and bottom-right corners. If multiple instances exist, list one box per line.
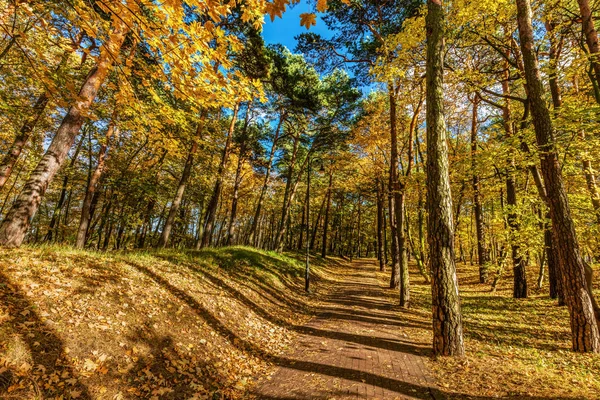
left=515, top=0, right=600, bottom=352
left=426, top=0, right=465, bottom=357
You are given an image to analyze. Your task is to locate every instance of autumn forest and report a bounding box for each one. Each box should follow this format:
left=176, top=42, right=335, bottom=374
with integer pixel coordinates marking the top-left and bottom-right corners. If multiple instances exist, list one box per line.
left=1, top=0, right=600, bottom=398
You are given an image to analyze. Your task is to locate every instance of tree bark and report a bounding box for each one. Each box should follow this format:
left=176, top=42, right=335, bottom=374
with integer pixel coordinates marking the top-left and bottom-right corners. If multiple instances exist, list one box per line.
left=201, top=103, right=239, bottom=248
left=516, top=0, right=600, bottom=352
left=0, top=21, right=128, bottom=247
left=249, top=112, right=284, bottom=246
left=75, top=116, right=118, bottom=248
left=426, top=0, right=465, bottom=357
left=470, top=95, right=489, bottom=283
left=321, top=171, right=333, bottom=258
left=0, top=41, right=80, bottom=190
left=376, top=176, right=385, bottom=271
left=159, top=141, right=197, bottom=248
left=577, top=0, right=600, bottom=95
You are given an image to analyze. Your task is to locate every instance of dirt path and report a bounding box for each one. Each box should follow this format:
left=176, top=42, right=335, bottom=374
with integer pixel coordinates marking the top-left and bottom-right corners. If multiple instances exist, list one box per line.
left=252, top=259, right=440, bottom=400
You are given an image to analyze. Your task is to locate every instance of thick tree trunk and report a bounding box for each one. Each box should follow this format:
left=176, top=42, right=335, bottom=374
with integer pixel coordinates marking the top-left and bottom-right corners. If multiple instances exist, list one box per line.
left=516, top=0, right=600, bottom=352
left=470, top=96, right=489, bottom=283
left=75, top=117, right=117, bottom=248
left=201, top=103, right=239, bottom=248
left=159, top=142, right=197, bottom=248
left=426, top=0, right=465, bottom=357
left=0, top=21, right=128, bottom=247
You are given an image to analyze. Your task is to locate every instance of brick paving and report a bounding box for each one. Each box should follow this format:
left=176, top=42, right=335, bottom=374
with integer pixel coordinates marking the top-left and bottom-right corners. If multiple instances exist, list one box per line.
left=252, top=260, right=441, bottom=400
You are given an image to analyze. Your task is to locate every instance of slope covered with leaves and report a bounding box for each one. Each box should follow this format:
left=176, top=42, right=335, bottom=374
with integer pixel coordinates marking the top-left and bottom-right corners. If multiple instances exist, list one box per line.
left=0, top=246, right=322, bottom=399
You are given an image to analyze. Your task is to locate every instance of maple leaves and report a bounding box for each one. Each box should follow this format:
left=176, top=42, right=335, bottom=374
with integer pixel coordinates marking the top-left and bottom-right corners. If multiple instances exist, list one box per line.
left=300, top=12, right=318, bottom=29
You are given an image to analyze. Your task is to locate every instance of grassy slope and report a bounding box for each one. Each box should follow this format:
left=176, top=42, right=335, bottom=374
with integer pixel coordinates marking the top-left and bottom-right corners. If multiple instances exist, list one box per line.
left=0, top=246, right=324, bottom=399
left=378, top=262, right=600, bottom=399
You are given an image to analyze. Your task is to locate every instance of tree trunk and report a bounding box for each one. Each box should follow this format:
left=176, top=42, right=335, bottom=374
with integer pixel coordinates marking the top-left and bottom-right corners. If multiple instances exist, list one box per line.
left=227, top=103, right=253, bottom=245
left=0, top=42, right=80, bottom=190
left=44, top=133, right=85, bottom=242
left=426, top=0, right=465, bottom=357
left=159, top=141, right=197, bottom=248
left=470, top=96, right=489, bottom=283
left=577, top=0, right=600, bottom=96
left=310, top=188, right=326, bottom=250
left=376, top=176, right=385, bottom=271
left=0, top=21, right=128, bottom=247
left=75, top=116, right=117, bottom=248
left=321, top=171, right=333, bottom=258
left=516, top=0, right=600, bottom=352
left=249, top=112, right=284, bottom=245
left=201, top=103, right=239, bottom=248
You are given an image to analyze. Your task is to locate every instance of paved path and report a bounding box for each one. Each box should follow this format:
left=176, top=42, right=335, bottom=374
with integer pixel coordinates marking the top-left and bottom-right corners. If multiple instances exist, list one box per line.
left=253, top=260, right=440, bottom=400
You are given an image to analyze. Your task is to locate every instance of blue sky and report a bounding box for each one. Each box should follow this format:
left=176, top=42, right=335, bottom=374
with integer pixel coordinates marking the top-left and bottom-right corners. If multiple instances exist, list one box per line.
left=262, top=1, right=332, bottom=51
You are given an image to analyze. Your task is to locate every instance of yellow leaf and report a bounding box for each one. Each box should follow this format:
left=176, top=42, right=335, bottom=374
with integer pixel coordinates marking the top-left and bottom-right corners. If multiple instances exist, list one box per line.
left=299, top=13, right=317, bottom=29
left=316, top=0, right=328, bottom=12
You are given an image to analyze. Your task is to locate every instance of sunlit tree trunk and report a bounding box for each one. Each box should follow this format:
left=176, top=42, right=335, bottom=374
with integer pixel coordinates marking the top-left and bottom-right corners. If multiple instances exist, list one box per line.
left=576, top=0, right=600, bottom=99
left=0, top=21, right=128, bottom=247
left=426, top=0, right=464, bottom=357
left=470, top=95, right=489, bottom=283
left=0, top=40, right=81, bottom=191
left=201, top=103, right=239, bottom=248
left=376, top=176, right=385, bottom=271
left=516, top=0, right=600, bottom=352
left=321, top=171, right=333, bottom=258
left=159, top=142, right=197, bottom=248
left=75, top=116, right=118, bottom=248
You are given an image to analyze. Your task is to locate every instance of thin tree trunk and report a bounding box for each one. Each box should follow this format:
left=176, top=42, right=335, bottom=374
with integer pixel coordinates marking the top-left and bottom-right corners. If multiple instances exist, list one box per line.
left=388, top=82, right=401, bottom=291
left=201, top=104, right=239, bottom=248
left=470, top=95, right=489, bottom=282
left=227, top=102, right=253, bottom=245
left=426, top=0, right=464, bottom=357
left=249, top=112, right=284, bottom=245
left=75, top=116, right=117, bottom=248
left=158, top=142, right=197, bottom=248
left=321, top=171, right=333, bottom=258
left=0, top=21, right=128, bottom=247
left=376, top=176, right=385, bottom=271
left=516, top=0, right=600, bottom=352
left=44, top=133, right=85, bottom=242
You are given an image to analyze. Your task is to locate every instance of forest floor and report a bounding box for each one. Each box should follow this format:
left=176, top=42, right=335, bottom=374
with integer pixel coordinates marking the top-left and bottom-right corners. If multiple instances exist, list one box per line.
left=0, top=247, right=599, bottom=399
left=0, top=246, right=326, bottom=399
left=422, top=261, right=600, bottom=399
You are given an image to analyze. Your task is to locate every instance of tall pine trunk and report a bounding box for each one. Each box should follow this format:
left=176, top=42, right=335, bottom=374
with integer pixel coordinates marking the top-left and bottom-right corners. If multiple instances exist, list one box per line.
left=426, top=0, right=464, bottom=357
left=516, top=0, right=600, bottom=352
